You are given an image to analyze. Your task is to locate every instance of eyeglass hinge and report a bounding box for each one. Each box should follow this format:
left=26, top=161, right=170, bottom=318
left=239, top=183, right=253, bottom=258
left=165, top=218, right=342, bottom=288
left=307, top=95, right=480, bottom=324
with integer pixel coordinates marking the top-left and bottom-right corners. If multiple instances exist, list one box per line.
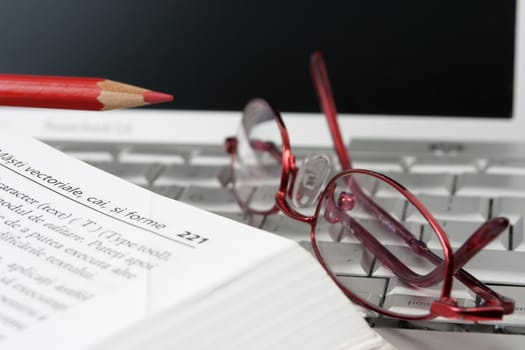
left=430, top=299, right=504, bottom=321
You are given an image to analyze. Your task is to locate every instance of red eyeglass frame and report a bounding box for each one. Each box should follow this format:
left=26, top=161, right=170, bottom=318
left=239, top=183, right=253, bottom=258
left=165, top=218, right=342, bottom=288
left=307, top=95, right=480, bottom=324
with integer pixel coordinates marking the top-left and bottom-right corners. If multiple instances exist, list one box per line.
left=223, top=52, right=515, bottom=321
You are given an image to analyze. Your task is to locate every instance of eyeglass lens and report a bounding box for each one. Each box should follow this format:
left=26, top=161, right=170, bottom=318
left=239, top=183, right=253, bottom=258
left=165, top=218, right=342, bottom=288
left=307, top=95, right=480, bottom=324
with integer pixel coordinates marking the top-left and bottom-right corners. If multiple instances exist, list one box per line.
left=312, top=172, right=454, bottom=318
left=232, top=99, right=284, bottom=212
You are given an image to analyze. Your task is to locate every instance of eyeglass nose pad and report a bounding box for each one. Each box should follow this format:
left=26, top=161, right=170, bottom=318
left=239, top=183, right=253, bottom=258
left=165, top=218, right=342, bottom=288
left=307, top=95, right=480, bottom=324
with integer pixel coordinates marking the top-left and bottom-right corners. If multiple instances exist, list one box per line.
left=292, top=153, right=331, bottom=208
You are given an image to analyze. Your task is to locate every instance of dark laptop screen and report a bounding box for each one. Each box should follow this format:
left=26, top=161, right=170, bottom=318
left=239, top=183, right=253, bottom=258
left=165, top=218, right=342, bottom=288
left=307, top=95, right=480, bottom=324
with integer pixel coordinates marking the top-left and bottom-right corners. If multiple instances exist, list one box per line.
left=0, top=0, right=516, bottom=117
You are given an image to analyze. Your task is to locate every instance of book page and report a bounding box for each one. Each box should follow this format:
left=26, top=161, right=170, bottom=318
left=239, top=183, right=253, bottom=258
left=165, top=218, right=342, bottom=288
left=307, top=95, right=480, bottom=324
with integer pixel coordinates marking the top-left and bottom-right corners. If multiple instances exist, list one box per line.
left=0, top=131, right=297, bottom=349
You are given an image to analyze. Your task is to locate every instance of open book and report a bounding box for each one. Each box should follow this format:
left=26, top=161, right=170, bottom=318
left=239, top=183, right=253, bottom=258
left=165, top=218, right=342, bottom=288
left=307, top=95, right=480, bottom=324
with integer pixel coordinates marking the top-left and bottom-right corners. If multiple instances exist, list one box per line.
left=0, top=130, right=393, bottom=349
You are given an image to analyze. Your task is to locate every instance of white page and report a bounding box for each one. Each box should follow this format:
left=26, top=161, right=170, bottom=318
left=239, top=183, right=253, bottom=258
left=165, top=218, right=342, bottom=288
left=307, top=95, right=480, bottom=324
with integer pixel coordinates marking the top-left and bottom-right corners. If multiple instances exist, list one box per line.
left=0, top=130, right=298, bottom=349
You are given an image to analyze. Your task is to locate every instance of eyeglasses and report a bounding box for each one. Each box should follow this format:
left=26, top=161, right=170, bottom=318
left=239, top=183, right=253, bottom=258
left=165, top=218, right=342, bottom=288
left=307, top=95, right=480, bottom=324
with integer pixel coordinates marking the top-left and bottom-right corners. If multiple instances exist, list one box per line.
left=222, top=51, right=515, bottom=321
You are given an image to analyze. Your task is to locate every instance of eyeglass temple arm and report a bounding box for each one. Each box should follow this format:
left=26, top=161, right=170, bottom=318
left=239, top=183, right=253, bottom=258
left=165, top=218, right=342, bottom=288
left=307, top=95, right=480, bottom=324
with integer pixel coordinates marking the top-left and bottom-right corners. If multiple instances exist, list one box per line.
left=310, top=51, right=352, bottom=170
left=409, top=217, right=514, bottom=314
left=353, top=180, right=509, bottom=285
left=355, top=184, right=513, bottom=305
left=421, top=224, right=515, bottom=319
left=424, top=220, right=515, bottom=315
left=335, top=202, right=513, bottom=318
left=335, top=210, right=513, bottom=319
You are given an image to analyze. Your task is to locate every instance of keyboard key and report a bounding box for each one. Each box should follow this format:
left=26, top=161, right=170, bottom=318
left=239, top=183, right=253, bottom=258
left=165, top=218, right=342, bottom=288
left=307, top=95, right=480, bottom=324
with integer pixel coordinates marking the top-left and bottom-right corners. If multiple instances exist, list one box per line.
left=335, top=196, right=406, bottom=222
left=505, top=218, right=525, bottom=251
left=379, top=173, right=455, bottom=196
left=337, top=276, right=388, bottom=316
left=352, top=155, right=405, bottom=173
left=119, top=144, right=187, bottom=164
left=307, top=241, right=374, bottom=276
left=190, top=147, right=231, bottom=166
left=421, top=220, right=509, bottom=250
left=387, top=277, right=473, bottom=302
left=155, top=163, right=224, bottom=187
left=368, top=197, right=407, bottom=221
left=383, top=277, right=475, bottom=317
left=372, top=245, right=438, bottom=278
left=485, top=284, right=525, bottom=327
left=492, top=197, right=525, bottom=223
left=246, top=185, right=279, bottom=209
left=64, top=150, right=115, bottom=162
left=261, top=214, right=310, bottom=241
left=486, top=159, right=525, bottom=175
left=463, top=250, right=525, bottom=284
left=409, top=156, right=483, bottom=174
left=90, top=161, right=163, bottom=186
left=383, top=292, right=436, bottom=317
left=492, top=197, right=525, bottom=250
left=405, top=194, right=490, bottom=223
left=338, top=218, right=421, bottom=247
left=456, top=173, right=525, bottom=198
left=177, top=186, right=240, bottom=212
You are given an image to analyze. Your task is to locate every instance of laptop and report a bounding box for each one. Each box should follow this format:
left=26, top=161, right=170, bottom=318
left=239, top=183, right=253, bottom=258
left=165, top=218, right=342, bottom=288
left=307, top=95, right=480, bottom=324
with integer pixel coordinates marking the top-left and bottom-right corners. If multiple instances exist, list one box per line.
left=1, top=1, right=524, bottom=348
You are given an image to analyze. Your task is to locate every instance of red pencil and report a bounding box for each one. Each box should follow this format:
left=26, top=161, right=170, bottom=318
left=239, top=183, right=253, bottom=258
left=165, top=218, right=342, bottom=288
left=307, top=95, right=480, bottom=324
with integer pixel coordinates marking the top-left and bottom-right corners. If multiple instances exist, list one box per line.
left=0, top=74, right=173, bottom=111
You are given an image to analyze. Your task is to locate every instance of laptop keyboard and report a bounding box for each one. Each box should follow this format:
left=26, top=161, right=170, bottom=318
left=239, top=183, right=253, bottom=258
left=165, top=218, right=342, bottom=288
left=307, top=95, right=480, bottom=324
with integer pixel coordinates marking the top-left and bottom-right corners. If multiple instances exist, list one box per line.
left=46, top=138, right=525, bottom=335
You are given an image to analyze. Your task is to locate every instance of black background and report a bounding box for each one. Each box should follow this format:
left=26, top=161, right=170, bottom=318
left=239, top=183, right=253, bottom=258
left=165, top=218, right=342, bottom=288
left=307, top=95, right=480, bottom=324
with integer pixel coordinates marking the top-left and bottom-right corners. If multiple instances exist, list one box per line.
left=0, top=0, right=516, bottom=117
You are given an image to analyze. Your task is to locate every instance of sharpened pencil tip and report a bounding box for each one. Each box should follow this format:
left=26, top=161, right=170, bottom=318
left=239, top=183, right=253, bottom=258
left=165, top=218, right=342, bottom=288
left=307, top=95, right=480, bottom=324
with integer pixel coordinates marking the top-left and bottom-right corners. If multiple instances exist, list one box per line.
left=143, top=91, right=174, bottom=105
